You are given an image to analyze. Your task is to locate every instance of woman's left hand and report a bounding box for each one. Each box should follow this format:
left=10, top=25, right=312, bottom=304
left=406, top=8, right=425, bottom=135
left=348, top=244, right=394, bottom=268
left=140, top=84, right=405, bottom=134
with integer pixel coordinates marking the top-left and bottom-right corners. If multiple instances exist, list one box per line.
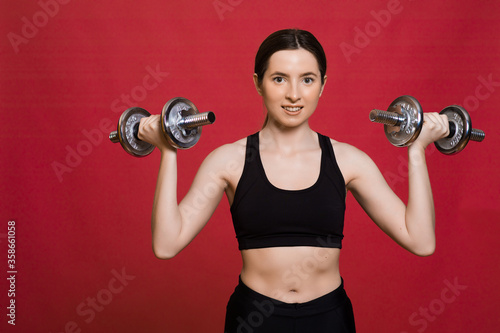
left=411, top=113, right=450, bottom=150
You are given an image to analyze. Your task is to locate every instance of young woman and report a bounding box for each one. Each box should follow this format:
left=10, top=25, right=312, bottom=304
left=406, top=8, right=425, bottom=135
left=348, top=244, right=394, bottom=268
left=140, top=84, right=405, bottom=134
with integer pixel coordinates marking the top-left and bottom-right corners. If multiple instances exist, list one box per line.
left=138, top=29, right=449, bottom=333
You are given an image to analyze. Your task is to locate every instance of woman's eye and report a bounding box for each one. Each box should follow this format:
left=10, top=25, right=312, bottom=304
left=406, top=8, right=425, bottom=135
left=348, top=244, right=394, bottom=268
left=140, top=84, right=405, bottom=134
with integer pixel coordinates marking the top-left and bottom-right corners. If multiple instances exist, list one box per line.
left=303, top=77, right=314, bottom=84
left=273, top=77, right=284, bottom=83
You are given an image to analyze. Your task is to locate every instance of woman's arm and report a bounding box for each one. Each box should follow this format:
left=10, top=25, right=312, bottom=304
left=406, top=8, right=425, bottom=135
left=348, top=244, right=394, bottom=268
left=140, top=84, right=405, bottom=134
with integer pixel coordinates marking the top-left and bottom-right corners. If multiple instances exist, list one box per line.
left=139, top=115, right=231, bottom=259
left=345, top=113, right=449, bottom=256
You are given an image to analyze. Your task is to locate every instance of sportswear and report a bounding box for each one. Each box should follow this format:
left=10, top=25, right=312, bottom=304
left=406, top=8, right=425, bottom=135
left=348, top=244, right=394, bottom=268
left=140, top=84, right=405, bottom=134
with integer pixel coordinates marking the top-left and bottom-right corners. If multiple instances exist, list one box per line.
left=230, top=132, right=346, bottom=250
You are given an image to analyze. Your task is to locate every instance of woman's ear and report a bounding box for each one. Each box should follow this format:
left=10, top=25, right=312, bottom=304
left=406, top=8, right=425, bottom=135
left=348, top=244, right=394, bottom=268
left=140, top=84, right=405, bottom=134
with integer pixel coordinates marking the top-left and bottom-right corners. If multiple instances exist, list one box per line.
left=253, top=73, right=263, bottom=96
left=319, top=75, right=327, bottom=97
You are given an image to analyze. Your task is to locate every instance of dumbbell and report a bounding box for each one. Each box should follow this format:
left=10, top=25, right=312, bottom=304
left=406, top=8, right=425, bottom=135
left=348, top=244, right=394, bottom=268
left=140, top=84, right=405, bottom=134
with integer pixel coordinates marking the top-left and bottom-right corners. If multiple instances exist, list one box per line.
left=369, top=95, right=485, bottom=154
left=109, top=97, right=216, bottom=156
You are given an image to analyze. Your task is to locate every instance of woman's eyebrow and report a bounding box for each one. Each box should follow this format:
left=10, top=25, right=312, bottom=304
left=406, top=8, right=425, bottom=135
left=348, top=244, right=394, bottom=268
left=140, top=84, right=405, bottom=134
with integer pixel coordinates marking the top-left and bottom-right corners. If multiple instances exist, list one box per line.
left=269, top=71, right=319, bottom=77
left=301, top=72, right=319, bottom=77
left=269, top=71, right=289, bottom=77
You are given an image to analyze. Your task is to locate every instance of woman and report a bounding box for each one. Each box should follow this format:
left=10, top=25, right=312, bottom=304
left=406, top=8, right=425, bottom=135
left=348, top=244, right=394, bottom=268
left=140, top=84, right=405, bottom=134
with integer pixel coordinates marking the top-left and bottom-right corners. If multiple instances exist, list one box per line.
left=138, top=29, right=449, bottom=333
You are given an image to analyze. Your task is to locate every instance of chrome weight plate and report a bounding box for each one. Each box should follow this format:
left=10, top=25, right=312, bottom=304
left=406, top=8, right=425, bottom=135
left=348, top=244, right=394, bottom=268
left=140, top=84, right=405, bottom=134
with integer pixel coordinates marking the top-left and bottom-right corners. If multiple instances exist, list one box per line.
left=161, top=97, right=201, bottom=149
left=384, top=95, right=423, bottom=147
left=435, top=105, right=471, bottom=155
left=117, top=107, right=155, bottom=157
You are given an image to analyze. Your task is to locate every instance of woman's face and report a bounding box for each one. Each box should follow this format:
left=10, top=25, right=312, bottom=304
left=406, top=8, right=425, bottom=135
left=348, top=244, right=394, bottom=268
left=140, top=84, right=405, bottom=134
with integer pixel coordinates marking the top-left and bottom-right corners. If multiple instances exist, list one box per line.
left=254, top=48, right=326, bottom=129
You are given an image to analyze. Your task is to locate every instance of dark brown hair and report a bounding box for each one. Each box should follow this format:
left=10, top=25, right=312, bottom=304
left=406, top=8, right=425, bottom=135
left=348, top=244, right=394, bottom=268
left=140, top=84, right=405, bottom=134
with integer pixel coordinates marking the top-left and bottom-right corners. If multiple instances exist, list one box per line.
left=254, top=29, right=327, bottom=86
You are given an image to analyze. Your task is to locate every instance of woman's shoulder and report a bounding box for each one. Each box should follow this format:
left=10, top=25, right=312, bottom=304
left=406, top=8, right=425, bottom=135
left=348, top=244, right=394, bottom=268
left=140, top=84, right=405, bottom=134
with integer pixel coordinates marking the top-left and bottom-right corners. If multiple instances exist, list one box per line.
left=197, top=136, right=250, bottom=186
left=202, top=136, right=249, bottom=167
left=211, top=136, right=247, bottom=155
left=326, top=137, right=376, bottom=176
left=327, top=137, right=368, bottom=160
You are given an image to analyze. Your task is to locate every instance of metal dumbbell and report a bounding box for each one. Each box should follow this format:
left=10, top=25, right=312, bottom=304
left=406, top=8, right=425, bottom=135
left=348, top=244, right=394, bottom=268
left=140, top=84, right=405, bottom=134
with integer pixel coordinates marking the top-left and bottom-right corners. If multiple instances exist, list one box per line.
left=109, top=97, right=216, bottom=156
left=369, top=95, right=485, bottom=154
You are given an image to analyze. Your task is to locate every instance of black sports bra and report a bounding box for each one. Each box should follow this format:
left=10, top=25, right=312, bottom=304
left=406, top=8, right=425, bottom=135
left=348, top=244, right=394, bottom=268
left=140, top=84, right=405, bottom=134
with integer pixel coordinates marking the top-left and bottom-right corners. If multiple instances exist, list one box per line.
left=230, top=132, right=346, bottom=250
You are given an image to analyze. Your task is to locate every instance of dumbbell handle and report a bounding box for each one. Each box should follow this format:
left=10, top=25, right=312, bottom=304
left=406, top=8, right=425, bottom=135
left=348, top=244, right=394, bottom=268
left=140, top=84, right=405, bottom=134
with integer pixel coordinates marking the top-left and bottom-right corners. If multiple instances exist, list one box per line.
left=369, top=109, right=485, bottom=142
left=109, top=111, right=216, bottom=144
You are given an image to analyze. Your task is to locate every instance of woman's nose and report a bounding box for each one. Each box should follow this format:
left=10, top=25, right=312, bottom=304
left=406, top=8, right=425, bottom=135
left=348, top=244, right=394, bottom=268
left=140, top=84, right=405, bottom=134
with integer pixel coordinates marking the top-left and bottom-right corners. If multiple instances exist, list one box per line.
left=286, top=82, right=301, bottom=102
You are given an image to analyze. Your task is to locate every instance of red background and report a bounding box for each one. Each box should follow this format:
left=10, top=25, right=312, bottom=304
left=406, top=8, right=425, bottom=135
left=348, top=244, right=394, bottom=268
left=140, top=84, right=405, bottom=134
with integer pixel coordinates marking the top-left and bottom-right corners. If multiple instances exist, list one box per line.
left=1, top=0, right=499, bottom=332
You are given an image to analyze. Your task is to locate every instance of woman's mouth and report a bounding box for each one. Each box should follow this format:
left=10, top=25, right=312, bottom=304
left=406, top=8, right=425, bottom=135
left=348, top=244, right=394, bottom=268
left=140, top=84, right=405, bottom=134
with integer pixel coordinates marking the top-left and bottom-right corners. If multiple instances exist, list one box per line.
left=282, top=106, right=303, bottom=113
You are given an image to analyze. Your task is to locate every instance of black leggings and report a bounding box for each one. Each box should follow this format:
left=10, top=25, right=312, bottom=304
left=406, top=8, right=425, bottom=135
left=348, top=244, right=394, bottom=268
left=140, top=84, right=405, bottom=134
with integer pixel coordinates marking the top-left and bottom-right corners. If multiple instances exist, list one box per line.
left=224, top=277, right=356, bottom=333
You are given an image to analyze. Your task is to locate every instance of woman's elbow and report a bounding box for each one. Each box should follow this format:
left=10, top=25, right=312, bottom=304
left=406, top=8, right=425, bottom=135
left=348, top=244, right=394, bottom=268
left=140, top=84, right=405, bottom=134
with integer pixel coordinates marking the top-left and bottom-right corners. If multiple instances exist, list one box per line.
left=152, top=244, right=180, bottom=260
left=411, top=242, right=436, bottom=257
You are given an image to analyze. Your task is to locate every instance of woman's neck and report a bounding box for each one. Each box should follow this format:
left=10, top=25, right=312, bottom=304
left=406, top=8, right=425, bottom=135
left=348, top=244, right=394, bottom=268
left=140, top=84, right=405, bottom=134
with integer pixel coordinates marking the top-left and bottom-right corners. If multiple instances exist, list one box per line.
left=260, top=122, right=317, bottom=153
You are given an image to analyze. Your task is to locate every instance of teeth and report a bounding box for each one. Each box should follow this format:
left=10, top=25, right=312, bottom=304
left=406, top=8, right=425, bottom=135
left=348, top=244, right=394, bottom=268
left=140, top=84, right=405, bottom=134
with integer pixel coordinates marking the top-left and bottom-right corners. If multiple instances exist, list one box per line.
left=283, top=106, right=302, bottom=112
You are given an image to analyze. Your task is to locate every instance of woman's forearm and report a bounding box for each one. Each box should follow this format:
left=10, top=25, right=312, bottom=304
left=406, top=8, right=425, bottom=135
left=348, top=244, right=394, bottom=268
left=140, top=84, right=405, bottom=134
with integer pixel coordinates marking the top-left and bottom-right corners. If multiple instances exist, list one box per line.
left=404, top=144, right=436, bottom=256
left=150, top=148, right=183, bottom=259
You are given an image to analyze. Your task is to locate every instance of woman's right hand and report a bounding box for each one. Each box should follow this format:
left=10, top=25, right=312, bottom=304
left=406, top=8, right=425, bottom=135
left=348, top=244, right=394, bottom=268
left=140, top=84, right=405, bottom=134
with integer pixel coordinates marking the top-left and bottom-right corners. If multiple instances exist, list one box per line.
left=138, top=115, right=176, bottom=153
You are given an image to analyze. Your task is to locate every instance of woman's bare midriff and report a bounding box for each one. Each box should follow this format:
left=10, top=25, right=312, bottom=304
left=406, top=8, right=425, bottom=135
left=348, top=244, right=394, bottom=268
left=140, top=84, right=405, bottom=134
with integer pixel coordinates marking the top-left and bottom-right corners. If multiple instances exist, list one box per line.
left=240, top=246, right=341, bottom=304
